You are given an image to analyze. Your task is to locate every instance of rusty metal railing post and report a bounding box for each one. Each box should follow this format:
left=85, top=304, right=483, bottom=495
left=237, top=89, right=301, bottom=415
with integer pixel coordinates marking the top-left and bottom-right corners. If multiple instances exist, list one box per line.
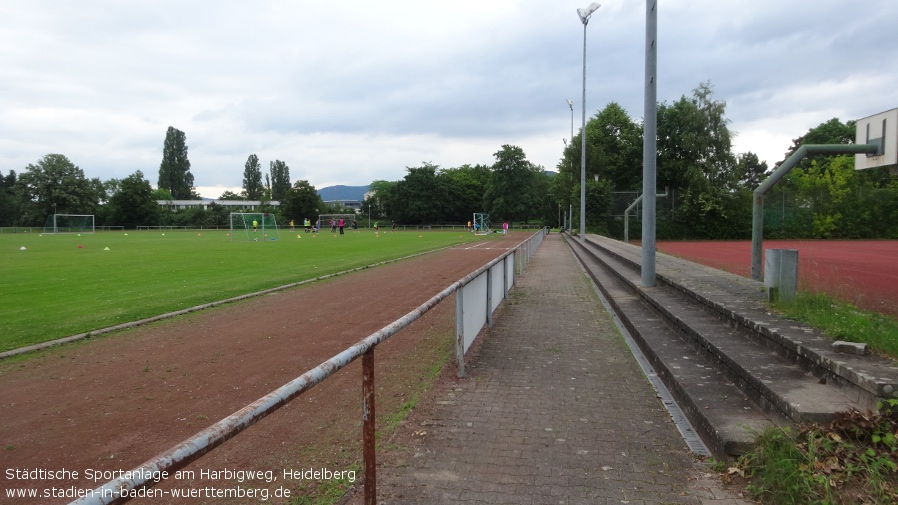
left=362, top=348, right=376, bottom=504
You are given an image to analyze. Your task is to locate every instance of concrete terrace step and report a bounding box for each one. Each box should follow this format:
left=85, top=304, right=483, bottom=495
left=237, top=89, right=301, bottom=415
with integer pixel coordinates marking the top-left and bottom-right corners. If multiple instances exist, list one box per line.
left=569, top=242, right=774, bottom=456
left=565, top=233, right=898, bottom=457
left=586, top=235, right=898, bottom=411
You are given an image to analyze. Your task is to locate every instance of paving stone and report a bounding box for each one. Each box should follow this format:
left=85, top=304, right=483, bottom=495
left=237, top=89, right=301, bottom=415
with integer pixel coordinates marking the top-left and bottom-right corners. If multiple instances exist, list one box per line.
left=362, top=235, right=752, bottom=505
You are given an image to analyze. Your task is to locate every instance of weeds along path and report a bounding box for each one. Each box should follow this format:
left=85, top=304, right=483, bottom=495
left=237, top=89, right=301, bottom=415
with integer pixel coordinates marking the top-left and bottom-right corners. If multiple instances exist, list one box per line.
left=0, top=236, right=522, bottom=504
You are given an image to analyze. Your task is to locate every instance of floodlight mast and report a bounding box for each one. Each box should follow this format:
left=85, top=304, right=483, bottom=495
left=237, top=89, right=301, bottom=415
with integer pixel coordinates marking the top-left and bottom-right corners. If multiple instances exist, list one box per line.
left=642, top=0, right=658, bottom=287
left=566, top=99, right=574, bottom=231
left=577, top=3, right=600, bottom=242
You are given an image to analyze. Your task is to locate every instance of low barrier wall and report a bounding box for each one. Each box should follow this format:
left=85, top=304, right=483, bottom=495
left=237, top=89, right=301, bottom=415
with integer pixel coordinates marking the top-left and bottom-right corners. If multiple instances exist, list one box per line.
left=71, top=228, right=546, bottom=505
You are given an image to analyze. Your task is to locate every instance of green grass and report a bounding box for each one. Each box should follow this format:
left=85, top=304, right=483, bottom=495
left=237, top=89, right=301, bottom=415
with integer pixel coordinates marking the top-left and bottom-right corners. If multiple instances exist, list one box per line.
left=0, top=229, right=488, bottom=352
left=771, top=291, right=898, bottom=358
left=290, top=463, right=361, bottom=505
left=723, top=294, right=898, bottom=503
left=730, top=402, right=898, bottom=504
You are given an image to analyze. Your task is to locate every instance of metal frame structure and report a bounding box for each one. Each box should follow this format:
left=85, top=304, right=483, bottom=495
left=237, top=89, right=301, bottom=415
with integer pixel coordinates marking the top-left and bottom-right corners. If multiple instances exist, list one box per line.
left=43, top=213, right=95, bottom=234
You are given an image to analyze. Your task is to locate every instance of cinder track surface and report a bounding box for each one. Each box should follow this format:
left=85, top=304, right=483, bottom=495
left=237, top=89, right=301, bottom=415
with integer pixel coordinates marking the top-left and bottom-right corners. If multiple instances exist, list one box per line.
left=0, top=236, right=523, bottom=504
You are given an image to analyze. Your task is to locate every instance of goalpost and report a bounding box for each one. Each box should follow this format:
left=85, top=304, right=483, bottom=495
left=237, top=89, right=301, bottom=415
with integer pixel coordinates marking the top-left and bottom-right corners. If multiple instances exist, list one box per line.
left=43, top=214, right=95, bottom=234
left=473, top=213, right=491, bottom=235
left=230, top=212, right=280, bottom=241
left=317, top=213, right=358, bottom=232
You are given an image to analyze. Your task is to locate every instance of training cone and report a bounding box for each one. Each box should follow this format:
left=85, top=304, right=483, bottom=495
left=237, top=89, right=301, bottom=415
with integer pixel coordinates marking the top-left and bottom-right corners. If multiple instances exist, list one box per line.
left=19, top=246, right=26, bottom=250
left=197, top=233, right=202, bottom=237
left=77, top=245, right=84, bottom=248
left=104, top=247, right=110, bottom=251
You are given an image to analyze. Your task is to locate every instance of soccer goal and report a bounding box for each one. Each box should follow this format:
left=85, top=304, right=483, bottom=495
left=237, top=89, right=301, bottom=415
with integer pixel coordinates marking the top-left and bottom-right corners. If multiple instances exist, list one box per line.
left=230, top=212, right=280, bottom=241
left=43, top=214, right=95, bottom=234
left=473, top=213, right=491, bottom=235
left=317, top=214, right=357, bottom=232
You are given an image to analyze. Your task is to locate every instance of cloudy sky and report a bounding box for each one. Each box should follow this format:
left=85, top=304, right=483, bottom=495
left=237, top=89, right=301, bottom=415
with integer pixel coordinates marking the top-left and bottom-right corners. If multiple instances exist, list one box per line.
left=2, top=0, right=896, bottom=198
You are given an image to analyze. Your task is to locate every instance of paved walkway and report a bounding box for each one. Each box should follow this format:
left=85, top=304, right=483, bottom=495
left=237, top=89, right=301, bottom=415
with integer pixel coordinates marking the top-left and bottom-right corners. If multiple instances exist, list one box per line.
left=365, top=234, right=752, bottom=505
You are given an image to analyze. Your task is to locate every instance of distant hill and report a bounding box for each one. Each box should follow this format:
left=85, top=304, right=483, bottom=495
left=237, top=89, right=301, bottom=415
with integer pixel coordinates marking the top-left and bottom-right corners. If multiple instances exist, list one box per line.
left=317, top=185, right=370, bottom=202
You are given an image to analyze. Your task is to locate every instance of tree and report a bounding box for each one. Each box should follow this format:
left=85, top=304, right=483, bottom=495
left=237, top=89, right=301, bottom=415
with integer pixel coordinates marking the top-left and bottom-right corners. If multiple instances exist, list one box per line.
left=18, top=154, right=98, bottom=225
left=440, top=164, right=490, bottom=223
left=269, top=160, right=290, bottom=201
left=281, top=180, right=323, bottom=223
left=218, top=190, right=244, bottom=200
left=735, top=152, right=768, bottom=191
left=157, top=126, right=195, bottom=199
left=108, top=171, right=159, bottom=228
left=0, top=170, right=21, bottom=226
left=243, top=154, right=263, bottom=200
left=655, top=82, right=745, bottom=237
left=583, top=179, right=613, bottom=232
left=779, top=117, right=856, bottom=171
left=584, top=102, right=643, bottom=190
left=391, top=163, right=448, bottom=224
left=362, top=180, right=397, bottom=221
left=101, top=179, right=122, bottom=204
left=484, top=145, right=541, bottom=224
left=154, top=187, right=174, bottom=201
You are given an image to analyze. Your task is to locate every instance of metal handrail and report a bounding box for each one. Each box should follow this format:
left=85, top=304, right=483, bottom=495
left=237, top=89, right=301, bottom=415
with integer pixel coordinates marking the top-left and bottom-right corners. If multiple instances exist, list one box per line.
left=70, top=229, right=546, bottom=505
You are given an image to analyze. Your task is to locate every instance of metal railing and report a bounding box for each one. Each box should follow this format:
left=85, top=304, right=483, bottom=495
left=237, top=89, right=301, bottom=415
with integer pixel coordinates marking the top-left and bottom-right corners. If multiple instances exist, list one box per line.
left=71, top=228, right=546, bottom=505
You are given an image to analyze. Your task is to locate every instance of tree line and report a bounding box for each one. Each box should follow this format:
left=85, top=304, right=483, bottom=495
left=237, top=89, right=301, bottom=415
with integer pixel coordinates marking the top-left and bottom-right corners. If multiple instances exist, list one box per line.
left=2, top=81, right=896, bottom=237
left=551, top=82, right=898, bottom=239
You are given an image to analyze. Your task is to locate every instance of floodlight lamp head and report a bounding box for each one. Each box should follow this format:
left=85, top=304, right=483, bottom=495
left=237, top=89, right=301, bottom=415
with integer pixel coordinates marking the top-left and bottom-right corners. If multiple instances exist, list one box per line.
left=577, top=3, right=600, bottom=24
left=566, top=98, right=573, bottom=109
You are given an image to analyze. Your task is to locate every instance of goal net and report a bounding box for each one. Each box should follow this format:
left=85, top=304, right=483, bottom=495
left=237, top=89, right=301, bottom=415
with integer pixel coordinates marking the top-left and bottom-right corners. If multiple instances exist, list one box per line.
left=230, top=212, right=280, bottom=241
left=317, top=214, right=358, bottom=232
left=473, top=213, right=491, bottom=235
left=43, top=214, right=95, bottom=234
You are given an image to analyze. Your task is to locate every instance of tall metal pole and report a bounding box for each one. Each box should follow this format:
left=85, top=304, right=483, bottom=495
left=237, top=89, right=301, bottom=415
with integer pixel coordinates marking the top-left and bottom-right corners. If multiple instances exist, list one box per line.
left=750, top=143, right=878, bottom=280
left=579, top=22, right=588, bottom=242
left=577, top=3, right=600, bottom=241
left=641, top=0, right=658, bottom=286
left=567, top=99, right=574, bottom=234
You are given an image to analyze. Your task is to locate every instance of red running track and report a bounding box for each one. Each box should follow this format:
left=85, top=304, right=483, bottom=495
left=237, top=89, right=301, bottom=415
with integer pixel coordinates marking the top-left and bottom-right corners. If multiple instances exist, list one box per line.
left=654, top=240, right=898, bottom=318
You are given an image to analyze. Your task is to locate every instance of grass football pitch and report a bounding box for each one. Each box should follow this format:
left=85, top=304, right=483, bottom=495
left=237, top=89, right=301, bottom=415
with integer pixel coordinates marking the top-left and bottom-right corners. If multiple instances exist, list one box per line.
left=0, top=229, right=488, bottom=353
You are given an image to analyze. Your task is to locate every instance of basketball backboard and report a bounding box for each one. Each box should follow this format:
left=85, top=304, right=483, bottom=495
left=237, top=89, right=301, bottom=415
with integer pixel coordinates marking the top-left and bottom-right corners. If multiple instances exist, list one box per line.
left=855, top=108, right=897, bottom=170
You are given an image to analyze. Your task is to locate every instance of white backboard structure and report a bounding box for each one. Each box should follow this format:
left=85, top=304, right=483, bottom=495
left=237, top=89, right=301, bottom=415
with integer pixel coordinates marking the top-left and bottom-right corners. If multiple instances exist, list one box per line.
left=855, top=108, right=897, bottom=170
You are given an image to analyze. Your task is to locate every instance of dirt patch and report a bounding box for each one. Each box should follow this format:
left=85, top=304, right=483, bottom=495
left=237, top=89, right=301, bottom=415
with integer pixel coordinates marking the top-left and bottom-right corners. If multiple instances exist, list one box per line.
left=0, top=237, right=522, bottom=504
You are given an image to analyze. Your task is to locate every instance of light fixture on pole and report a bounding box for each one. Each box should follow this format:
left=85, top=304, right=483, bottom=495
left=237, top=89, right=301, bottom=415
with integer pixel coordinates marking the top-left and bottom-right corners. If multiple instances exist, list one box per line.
left=577, top=2, right=600, bottom=242
left=566, top=99, right=574, bottom=141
